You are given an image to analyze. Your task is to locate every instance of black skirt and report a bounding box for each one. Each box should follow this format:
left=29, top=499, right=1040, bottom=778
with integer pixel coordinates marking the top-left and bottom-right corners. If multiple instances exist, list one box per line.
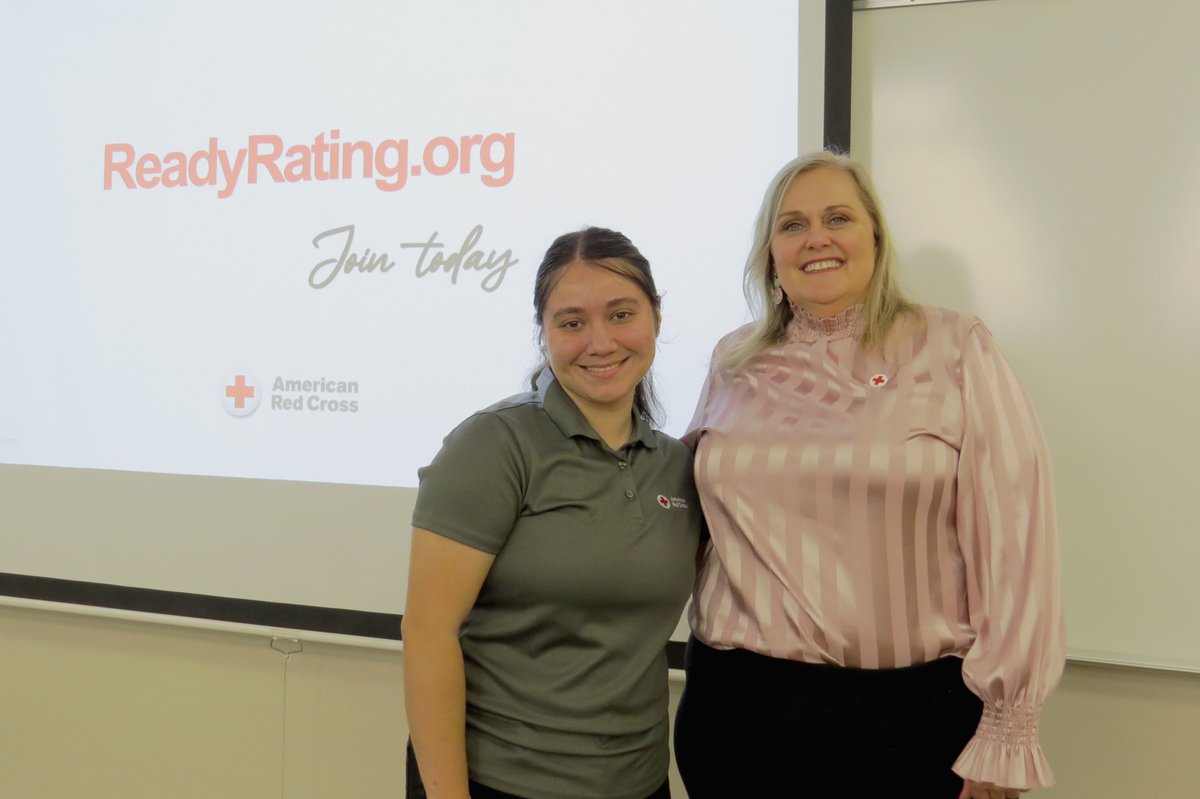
left=673, top=636, right=982, bottom=799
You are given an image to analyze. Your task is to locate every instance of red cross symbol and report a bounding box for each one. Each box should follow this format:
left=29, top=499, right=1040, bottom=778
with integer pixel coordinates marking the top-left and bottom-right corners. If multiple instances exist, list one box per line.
left=657, top=495, right=671, bottom=509
left=870, top=374, right=888, bottom=387
left=225, top=375, right=256, bottom=408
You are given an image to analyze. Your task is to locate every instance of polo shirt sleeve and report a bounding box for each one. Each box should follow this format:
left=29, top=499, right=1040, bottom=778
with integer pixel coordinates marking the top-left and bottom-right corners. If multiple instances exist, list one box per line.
left=412, top=410, right=526, bottom=555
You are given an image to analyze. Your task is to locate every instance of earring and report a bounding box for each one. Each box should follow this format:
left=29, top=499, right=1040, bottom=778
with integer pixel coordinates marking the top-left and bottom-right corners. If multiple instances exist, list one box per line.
left=771, top=274, right=783, bottom=306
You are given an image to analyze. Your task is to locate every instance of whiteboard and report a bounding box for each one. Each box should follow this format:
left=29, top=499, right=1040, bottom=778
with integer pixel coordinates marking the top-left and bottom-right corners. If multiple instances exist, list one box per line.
left=852, top=0, right=1200, bottom=671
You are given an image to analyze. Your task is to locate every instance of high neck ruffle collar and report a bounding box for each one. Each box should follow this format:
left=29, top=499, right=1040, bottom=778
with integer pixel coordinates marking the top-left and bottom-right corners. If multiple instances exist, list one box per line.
left=787, top=302, right=865, bottom=343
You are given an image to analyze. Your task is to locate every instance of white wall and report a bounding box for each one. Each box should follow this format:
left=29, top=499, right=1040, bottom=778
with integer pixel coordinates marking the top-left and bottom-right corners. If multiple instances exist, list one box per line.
left=3, top=603, right=1199, bottom=797
left=0, top=604, right=687, bottom=798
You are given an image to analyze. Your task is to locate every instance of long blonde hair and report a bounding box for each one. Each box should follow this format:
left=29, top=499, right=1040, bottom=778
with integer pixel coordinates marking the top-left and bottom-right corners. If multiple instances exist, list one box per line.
left=719, top=151, right=918, bottom=372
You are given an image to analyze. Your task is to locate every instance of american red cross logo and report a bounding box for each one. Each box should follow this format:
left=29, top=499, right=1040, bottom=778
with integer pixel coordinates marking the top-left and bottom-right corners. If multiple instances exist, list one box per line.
left=225, top=375, right=255, bottom=408
left=657, top=494, right=671, bottom=509
left=870, top=374, right=889, bottom=387
left=222, top=372, right=261, bottom=417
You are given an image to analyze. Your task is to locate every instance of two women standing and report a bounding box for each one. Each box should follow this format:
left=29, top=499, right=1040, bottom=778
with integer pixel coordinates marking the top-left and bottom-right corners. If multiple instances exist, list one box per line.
left=405, top=152, right=1064, bottom=799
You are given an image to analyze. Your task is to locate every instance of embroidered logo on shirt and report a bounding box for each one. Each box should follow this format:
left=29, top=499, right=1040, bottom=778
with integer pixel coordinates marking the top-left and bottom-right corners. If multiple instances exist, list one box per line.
left=869, top=373, right=889, bottom=387
left=657, top=494, right=689, bottom=510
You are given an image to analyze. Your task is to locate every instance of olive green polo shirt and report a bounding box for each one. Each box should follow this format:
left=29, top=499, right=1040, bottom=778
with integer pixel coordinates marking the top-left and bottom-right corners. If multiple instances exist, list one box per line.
left=412, top=371, right=702, bottom=799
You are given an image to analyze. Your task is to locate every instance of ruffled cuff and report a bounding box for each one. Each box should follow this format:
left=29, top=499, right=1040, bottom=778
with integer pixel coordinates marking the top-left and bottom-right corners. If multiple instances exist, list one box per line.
left=952, top=701, right=1056, bottom=789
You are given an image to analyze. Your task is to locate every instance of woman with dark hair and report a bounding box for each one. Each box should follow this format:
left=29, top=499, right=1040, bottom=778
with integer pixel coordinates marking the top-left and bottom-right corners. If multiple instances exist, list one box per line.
left=403, top=227, right=702, bottom=799
left=673, top=152, right=1066, bottom=799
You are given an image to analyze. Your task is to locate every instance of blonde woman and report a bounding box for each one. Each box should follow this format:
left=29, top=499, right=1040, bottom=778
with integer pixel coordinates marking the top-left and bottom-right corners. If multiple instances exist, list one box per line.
left=673, top=153, right=1065, bottom=799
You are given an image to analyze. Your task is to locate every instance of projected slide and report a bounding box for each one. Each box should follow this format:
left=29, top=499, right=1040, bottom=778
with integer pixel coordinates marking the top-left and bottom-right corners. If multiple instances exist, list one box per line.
left=0, top=2, right=799, bottom=488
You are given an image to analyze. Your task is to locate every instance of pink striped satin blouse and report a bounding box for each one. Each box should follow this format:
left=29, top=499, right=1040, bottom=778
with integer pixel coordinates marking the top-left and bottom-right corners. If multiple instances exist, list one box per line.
left=685, top=304, right=1066, bottom=789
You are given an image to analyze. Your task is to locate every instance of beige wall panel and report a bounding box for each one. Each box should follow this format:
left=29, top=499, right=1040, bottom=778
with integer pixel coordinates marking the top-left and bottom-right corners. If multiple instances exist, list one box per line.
left=4, top=603, right=1199, bottom=796
left=1039, top=662, right=1200, bottom=797
left=281, top=641, right=407, bottom=799
left=0, top=605, right=281, bottom=799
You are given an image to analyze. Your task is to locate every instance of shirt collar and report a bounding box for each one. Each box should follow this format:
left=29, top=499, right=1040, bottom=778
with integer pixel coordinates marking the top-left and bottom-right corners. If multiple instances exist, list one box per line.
left=787, top=302, right=865, bottom=344
left=536, top=369, right=658, bottom=450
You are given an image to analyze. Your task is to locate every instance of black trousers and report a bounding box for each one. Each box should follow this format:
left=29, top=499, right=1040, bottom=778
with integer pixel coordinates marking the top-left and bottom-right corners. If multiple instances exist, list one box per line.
left=406, top=740, right=670, bottom=799
left=673, top=637, right=982, bottom=799
left=466, top=778, right=669, bottom=799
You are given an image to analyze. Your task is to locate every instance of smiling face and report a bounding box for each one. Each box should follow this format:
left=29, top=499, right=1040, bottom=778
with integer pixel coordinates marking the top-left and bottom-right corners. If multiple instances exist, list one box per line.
left=771, top=167, right=878, bottom=318
left=541, top=260, right=658, bottom=422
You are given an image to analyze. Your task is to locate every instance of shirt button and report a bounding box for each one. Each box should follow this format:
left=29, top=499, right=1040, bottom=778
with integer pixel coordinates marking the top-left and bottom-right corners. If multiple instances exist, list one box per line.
left=617, top=461, right=628, bottom=470
left=624, top=490, right=635, bottom=499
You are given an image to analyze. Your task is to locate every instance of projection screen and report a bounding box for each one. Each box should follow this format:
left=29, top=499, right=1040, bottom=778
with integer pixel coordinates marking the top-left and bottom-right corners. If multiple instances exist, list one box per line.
left=1, top=1, right=840, bottom=640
